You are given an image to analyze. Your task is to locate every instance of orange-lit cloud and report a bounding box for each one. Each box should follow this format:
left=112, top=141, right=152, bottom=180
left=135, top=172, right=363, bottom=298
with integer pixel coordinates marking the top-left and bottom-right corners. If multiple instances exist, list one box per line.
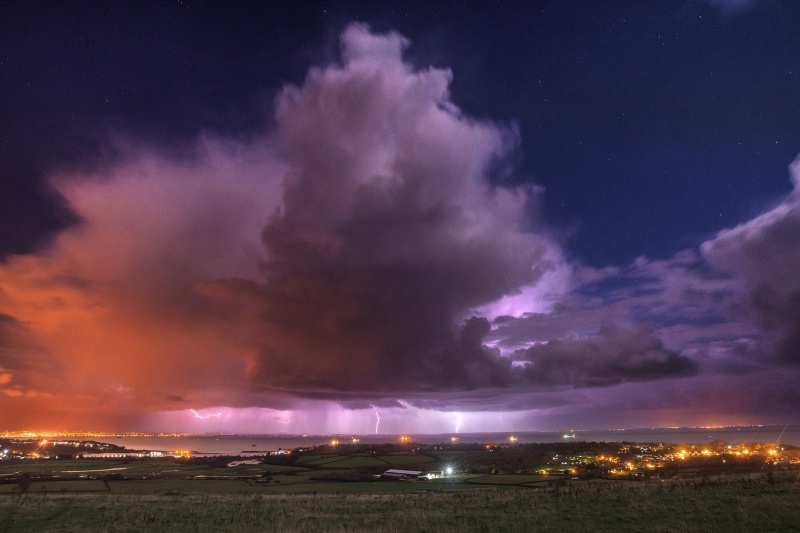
left=0, top=137, right=284, bottom=427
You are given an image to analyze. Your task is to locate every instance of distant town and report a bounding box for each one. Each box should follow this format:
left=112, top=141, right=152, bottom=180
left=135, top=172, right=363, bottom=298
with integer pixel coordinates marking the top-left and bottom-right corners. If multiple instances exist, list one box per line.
left=2, top=435, right=797, bottom=483
left=3, top=430, right=799, bottom=533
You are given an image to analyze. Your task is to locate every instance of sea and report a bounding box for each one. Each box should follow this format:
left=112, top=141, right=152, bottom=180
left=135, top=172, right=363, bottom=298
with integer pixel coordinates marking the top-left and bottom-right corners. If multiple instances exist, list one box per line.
left=105, top=425, right=800, bottom=455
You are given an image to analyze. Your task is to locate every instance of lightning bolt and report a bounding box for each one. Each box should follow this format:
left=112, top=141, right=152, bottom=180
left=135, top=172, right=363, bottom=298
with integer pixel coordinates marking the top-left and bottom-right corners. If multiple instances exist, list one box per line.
left=372, top=406, right=380, bottom=434
left=190, top=409, right=222, bottom=419
left=454, top=412, right=462, bottom=433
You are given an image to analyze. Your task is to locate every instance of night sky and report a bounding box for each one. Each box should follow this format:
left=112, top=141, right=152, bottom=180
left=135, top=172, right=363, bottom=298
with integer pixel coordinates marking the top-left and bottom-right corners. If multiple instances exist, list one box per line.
left=2, top=0, right=800, bottom=433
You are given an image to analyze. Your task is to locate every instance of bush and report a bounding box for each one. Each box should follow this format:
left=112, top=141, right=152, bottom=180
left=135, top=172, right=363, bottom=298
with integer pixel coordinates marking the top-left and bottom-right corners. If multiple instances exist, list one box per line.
left=18, top=473, right=32, bottom=493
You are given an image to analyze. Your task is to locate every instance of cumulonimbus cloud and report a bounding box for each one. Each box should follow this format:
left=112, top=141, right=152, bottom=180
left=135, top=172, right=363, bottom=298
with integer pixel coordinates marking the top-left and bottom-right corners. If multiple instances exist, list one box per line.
left=0, top=24, right=703, bottom=428
left=208, top=24, right=696, bottom=401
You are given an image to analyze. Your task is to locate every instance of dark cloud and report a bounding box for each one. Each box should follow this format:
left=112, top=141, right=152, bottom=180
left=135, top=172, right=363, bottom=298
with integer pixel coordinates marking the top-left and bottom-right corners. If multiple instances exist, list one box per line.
left=216, top=24, right=558, bottom=400
left=401, top=388, right=583, bottom=412
left=515, top=324, right=697, bottom=388
left=208, top=25, right=718, bottom=406
left=747, top=285, right=800, bottom=364
left=702, top=155, right=800, bottom=364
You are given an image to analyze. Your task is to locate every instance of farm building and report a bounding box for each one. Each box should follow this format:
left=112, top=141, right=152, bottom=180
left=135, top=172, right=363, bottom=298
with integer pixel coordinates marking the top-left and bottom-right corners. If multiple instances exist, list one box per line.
left=380, top=469, right=423, bottom=480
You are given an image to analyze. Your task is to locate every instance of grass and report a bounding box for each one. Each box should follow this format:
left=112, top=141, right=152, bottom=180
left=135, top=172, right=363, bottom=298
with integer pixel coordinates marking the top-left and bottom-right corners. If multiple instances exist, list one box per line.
left=299, top=456, right=350, bottom=466
left=1, top=471, right=798, bottom=531
left=28, top=481, right=109, bottom=493
left=0, top=459, right=310, bottom=481
left=0, top=476, right=800, bottom=532
left=465, top=474, right=551, bottom=486
left=109, top=479, right=254, bottom=494
left=290, top=453, right=436, bottom=469
left=243, top=463, right=307, bottom=473
left=308, top=456, right=387, bottom=468
left=376, top=455, right=436, bottom=466
left=294, top=455, right=336, bottom=464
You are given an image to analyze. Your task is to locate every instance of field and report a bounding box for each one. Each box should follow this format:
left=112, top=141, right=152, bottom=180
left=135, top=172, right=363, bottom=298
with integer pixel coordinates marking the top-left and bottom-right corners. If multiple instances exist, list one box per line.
left=0, top=455, right=483, bottom=497
left=2, top=444, right=799, bottom=531
left=1, top=471, right=798, bottom=532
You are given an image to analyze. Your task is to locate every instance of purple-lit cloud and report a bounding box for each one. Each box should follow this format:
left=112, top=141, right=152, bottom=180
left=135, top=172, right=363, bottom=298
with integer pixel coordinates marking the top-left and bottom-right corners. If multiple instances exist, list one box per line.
left=208, top=23, right=564, bottom=398
left=701, top=155, right=800, bottom=364
left=204, top=24, right=698, bottom=403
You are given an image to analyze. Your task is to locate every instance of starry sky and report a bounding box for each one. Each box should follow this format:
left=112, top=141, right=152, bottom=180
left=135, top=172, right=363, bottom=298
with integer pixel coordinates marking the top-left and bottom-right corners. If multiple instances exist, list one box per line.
left=2, top=0, right=800, bottom=434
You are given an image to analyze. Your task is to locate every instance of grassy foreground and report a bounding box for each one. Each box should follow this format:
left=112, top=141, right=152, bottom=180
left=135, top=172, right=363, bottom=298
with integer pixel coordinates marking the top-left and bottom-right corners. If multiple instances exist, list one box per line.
left=1, top=472, right=798, bottom=532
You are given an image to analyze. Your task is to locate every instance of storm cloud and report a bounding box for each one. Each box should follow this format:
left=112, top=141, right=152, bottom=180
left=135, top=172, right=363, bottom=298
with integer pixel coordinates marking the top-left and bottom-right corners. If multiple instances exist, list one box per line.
left=208, top=24, right=701, bottom=402
left=2, top=20, right=798, bottom=432
left=514, top=324, right=697, bottom=388
left=0, top=24, right=706, bottom=426
left=213, top=24, right=553, bottom=398
left=702, top=155, right=800, bottom=364
left=0, top=136, right=285, bottom=422
left=0, top=313, right=62, bottom=397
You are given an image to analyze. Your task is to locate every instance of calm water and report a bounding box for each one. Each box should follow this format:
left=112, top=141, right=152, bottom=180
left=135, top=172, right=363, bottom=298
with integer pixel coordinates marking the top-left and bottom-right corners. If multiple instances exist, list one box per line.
left=103, top=426, right=800, bottom=455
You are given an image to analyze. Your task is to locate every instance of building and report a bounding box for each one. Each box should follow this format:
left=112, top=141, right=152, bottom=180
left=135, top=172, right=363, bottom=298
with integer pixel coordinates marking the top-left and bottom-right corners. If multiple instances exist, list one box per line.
left=380, top=469, right=423, bottom=480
